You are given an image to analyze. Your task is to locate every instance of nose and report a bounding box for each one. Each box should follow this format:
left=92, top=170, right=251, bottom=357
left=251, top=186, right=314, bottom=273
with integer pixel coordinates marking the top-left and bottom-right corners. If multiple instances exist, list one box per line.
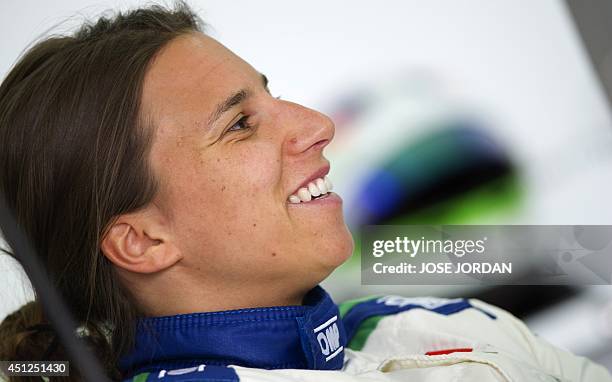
left=281, top=101, right=335, bottom=156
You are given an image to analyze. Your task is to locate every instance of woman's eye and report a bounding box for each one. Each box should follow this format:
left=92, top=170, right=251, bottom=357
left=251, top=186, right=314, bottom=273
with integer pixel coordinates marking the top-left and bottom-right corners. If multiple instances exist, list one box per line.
left=226, top=115, right=251, bottom=133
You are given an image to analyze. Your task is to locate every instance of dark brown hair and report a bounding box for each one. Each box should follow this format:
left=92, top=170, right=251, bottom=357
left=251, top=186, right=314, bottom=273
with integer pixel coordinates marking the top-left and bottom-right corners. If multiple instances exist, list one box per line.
left=0, top=3, right=202, bottom=379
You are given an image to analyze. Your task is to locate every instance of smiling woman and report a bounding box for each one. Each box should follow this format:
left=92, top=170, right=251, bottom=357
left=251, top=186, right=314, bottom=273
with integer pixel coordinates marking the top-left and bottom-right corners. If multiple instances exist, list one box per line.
left=0, top=2, right=610, bottom=382
left=101, top=29, right=354, bottom=316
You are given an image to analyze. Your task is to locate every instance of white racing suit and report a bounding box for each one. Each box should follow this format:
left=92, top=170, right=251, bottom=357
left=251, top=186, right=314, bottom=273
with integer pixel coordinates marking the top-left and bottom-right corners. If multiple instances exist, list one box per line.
left=122, top=287, right=611, bottom=382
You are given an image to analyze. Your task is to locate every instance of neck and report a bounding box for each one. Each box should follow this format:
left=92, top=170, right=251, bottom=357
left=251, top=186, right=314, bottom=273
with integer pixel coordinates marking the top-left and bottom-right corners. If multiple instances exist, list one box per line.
left=124, top=269, right=313, bottom=316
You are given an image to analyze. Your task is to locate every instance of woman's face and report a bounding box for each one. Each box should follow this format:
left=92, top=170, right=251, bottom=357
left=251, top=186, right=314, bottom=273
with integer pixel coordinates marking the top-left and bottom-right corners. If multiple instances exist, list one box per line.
left=141, top=33, right=353, bottom=297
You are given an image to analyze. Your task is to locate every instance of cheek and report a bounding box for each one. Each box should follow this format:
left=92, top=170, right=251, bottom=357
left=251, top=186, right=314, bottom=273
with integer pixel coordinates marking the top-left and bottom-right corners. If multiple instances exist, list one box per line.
left=205, top=144, right=279, bottom=198
left=173, top=142, right=284, bottom=235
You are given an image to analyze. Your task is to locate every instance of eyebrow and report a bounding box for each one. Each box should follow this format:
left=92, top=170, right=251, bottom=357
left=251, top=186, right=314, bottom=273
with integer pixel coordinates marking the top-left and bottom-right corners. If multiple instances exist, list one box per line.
left=207, top=73, right=270, bottom=127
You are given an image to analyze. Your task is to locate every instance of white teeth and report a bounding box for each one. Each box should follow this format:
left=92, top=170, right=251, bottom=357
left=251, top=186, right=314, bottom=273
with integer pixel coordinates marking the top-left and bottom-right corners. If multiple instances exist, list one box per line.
left=315, top=178, right=328, bottom=194
left=297, top=188, right=312, bottom=202
left=288, top=176, right=333, bottom=203
left=324, top=175, right=333, bottom=191
left=308, top=182, right=321, bottom=197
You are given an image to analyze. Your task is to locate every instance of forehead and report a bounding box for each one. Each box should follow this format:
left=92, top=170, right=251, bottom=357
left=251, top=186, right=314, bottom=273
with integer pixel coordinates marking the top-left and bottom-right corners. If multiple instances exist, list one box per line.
left=141, top=33, right=257, bottom=127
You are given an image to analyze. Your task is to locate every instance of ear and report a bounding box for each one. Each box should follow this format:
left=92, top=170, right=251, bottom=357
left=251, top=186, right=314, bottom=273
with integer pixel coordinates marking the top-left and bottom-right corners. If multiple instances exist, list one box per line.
left=100, top=204, right=182, bottom=274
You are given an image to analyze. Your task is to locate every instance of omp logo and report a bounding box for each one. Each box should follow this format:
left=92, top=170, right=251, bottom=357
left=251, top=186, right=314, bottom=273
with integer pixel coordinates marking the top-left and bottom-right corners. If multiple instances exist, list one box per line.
left=313, top=315, right=343, bottom=361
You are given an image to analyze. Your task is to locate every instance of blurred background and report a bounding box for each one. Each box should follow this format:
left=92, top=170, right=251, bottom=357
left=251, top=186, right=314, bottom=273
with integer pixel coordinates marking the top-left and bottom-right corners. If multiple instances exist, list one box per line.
left=1, top=0, right=612, bottom=371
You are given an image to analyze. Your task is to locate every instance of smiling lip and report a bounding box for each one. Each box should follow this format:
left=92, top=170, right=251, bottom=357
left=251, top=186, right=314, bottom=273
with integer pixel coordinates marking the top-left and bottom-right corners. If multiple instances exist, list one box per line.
left=289, top=164, right=330, bottom=197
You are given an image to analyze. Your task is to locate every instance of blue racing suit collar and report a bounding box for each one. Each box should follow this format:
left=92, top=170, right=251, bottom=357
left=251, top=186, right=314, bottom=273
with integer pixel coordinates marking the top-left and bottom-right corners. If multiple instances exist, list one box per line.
left=119, top=286, right=347, bottom=376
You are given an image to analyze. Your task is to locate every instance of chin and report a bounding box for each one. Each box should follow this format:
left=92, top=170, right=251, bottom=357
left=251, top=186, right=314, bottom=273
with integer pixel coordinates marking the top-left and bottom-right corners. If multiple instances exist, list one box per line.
left=294, top=230, right=354, bottom=291
left=318, top=225, right=355, bottom=271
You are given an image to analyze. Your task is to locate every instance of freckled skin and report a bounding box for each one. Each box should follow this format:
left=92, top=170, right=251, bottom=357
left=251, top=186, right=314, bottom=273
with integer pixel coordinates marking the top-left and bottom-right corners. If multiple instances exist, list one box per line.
left=132, top=33, right=353, bottom=313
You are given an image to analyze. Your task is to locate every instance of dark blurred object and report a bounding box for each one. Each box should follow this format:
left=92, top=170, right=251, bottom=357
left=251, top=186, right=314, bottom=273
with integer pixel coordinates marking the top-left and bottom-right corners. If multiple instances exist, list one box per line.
left=350, top=125, right=517, bottom=226
left=566, top=0, right=612, bottom=109
left=472, top=285, right=580, bottom=319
